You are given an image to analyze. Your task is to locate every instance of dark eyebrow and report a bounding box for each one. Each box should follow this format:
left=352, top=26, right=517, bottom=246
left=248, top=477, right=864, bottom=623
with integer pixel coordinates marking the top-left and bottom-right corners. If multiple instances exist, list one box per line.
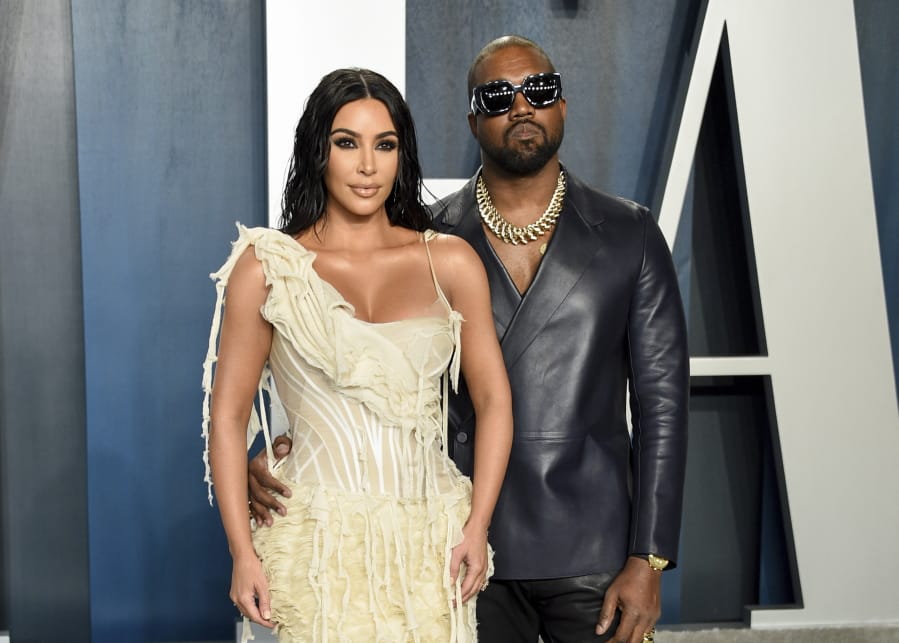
left=330, top=128, right=398, bottom=139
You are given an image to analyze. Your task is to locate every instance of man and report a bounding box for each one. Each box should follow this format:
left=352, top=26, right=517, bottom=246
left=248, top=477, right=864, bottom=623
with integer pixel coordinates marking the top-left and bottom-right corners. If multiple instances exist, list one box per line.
left=250, top=36, right=688, bottom=643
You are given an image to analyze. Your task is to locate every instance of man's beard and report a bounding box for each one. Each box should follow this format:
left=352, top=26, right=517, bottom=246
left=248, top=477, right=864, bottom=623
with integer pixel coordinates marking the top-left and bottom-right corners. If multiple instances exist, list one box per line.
left=481, top=122, right=563, bottom=176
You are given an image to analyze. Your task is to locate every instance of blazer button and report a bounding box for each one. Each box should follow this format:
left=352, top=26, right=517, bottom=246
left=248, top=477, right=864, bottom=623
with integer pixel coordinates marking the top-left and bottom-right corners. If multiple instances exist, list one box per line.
left=456, top=431, right=469, bottom=444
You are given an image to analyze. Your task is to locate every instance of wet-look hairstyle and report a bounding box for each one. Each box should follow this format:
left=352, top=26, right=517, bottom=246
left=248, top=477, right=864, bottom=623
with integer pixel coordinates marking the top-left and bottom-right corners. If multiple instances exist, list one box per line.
left=279, top=68, right=431, bottom=235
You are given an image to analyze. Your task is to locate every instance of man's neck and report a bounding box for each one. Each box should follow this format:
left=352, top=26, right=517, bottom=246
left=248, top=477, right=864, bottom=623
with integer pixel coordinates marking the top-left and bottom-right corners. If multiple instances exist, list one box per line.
left=479, top=159, right=562, bottom=222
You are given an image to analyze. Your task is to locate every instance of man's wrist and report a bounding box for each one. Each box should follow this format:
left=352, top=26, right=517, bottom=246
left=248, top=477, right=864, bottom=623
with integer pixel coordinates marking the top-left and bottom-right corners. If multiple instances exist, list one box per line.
left=631, top=553, right=670, bottom=571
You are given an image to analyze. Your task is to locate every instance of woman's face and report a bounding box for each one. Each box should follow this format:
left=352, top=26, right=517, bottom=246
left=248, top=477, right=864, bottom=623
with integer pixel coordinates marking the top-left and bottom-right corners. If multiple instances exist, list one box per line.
left=324, top=98, right=400, bottom=221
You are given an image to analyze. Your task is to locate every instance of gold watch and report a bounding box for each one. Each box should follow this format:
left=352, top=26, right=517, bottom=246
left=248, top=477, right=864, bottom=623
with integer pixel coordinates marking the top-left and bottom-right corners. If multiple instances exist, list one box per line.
left=647, top=554, right=669, bottom=571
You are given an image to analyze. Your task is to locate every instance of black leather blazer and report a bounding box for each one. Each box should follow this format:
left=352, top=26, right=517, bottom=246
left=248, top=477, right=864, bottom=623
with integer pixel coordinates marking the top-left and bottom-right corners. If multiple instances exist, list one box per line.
left=431, top=171, right=689, bottom=579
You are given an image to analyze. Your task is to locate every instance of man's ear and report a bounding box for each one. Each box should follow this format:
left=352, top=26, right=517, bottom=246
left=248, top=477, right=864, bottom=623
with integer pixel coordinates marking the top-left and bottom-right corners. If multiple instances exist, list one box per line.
left=467, top=112, right=478, bottom=138
left=559, top=97, right=567, bottom=121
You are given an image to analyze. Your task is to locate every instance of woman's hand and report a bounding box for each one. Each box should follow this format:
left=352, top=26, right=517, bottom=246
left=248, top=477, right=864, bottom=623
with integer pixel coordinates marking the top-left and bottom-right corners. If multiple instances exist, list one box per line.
left=449, top=521, right=490, bottom=604
left=230, top=552, right=275, bottom=629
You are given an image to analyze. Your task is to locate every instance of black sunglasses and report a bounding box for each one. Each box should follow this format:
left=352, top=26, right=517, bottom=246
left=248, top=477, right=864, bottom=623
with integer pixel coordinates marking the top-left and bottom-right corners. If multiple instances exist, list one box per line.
left=470, top=72, right=563, bottom=116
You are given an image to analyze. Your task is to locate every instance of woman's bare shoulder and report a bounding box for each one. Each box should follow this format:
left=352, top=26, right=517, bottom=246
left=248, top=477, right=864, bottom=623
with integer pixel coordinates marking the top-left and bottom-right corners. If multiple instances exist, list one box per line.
left=229, top=245, right=267, bottom=290
left=426, top=231, right=481, bottom=269
left=425, top=232, right=488, bottom=310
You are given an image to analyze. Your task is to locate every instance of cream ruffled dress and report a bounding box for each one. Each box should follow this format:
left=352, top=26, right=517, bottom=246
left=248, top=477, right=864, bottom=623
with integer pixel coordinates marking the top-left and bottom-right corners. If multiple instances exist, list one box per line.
left=202, top=225, right=488, bottom=642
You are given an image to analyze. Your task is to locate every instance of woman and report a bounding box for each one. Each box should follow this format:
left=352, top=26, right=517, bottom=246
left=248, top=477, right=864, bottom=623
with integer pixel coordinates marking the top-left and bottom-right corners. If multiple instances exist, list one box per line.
left=202, top=68, right=512, bottom=642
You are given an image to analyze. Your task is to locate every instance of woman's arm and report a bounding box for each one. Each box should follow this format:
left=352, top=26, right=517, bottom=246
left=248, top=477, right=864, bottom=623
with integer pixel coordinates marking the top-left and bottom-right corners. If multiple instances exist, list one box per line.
left=437, top=235, right=513, bottom=604
left=208, top=246, right=275, bottom=627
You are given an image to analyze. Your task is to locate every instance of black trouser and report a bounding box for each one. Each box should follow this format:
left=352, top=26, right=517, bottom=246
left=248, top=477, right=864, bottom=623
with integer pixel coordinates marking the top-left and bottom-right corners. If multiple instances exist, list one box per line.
left=476, top=573, right=621, bottom=643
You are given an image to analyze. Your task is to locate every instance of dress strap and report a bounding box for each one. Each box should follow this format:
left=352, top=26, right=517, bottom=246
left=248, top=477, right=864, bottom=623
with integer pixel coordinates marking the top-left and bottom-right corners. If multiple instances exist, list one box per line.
left=422, top=230, right=465, bottom=453
left=423, top=229, right=452, bottom=312
left=421, top=231, right=463, bottom=390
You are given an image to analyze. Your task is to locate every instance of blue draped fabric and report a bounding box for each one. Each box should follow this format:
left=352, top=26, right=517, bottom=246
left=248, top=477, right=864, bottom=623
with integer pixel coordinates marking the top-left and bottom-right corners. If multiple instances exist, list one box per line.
left=0, top=1, right=895, bottom=639
left=69, top=2, right=267, bottom=640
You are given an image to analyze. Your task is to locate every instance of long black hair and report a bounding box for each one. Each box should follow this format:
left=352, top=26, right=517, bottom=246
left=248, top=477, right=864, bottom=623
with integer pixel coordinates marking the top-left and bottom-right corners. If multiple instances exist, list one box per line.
left=279, top=68, right=431, bottom=235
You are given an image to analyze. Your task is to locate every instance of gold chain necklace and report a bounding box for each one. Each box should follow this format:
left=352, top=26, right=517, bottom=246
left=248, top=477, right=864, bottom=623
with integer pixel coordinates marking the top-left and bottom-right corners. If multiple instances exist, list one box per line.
left=476, top=170, right=566, bottom=246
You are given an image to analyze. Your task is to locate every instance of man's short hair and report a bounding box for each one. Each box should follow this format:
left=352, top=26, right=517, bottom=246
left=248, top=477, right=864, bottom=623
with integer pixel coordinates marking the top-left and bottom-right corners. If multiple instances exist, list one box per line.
left=467, top=35, right=557, bottom=97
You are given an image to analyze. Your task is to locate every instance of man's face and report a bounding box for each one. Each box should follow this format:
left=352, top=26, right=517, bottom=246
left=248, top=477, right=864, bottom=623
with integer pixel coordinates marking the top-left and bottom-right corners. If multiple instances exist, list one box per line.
left=468, top=45, right=566, bottom=176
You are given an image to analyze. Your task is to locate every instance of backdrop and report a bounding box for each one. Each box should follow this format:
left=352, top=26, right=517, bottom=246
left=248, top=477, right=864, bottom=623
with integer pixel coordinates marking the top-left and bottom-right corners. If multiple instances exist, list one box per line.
left=0, top=1, right=896, bottom=641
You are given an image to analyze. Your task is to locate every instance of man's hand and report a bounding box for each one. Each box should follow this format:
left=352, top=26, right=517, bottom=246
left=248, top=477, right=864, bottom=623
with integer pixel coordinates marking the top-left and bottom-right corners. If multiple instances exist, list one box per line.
left=596, top=556, right=661, bottom=643
left=248, top=435, right=293, bottom=526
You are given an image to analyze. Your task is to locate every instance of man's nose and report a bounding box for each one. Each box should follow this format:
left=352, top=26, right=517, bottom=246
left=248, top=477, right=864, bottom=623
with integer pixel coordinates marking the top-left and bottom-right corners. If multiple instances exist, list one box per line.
left=509, top=89, right=534, bottom=118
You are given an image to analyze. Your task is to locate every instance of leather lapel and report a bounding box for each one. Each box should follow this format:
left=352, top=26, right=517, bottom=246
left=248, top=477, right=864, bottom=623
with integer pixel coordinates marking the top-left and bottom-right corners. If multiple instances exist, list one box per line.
left=499, top=178, right=603, bottom=370
left=437, top=178, right=520, bottom=338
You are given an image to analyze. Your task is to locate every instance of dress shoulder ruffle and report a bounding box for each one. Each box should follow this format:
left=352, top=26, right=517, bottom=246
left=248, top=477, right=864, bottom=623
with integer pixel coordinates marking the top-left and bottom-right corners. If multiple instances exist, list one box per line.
left=201, top=225, right=461, bottom=500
